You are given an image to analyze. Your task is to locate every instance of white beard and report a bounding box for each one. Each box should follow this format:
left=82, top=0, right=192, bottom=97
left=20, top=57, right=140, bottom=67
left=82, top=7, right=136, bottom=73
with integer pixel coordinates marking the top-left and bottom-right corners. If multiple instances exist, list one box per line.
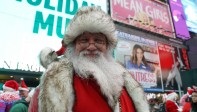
left=65, top=46, right=125, bottom=107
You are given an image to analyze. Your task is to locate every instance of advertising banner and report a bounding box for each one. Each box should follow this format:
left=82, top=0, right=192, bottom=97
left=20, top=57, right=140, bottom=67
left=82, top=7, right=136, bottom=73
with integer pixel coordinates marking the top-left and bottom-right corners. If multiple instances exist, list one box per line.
left=110, top=0, right=175, bottom=38
left=158, top=42, right=181, bottom=91
left=0, top=0, right=107, bottom=72
left=115, top=30, right=163, bottom=92
left=179, top=48, right=190, bottom=70
left=169, top=0, right=190, bottom=40
left=181, top=0, right=197, bottom=33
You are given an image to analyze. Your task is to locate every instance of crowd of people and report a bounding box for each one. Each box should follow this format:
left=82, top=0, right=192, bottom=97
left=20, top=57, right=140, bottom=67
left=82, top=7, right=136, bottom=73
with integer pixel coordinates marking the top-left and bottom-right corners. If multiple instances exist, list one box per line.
left=148, top=86, right=197, bottom=112
left=0, top=79, right=34, bottom=112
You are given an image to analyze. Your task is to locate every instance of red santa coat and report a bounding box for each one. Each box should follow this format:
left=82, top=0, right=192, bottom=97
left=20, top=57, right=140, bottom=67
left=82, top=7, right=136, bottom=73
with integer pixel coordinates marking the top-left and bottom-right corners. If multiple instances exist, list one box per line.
left=165, top=100, right=179, bottom=112
left=73, top=75, right=136, bottom=112
left=28, top=58, right=149, bottom=112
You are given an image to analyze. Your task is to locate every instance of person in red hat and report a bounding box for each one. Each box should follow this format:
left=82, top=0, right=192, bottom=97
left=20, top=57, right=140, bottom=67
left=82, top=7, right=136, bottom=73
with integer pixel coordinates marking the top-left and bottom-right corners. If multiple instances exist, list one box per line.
left=28, top=6, right=150, bottom=112
left=19, top=78, right=29, bottom=99
left=182, top=86, right=197, bottom=112
left=0, top=80, right=21, bottom=112
left=180, top=87, right=194, bottom=107
left=165, top=92, right=180, bottom=112
left=10, top=88, right=35, bottom=112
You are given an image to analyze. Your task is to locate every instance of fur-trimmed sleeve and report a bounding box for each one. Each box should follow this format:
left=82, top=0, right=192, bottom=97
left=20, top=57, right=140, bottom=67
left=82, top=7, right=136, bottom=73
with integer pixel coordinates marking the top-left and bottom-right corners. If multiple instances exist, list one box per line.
left=38, top=58, right=75, bottom=112
left=123, top=71, right=150, bottom=112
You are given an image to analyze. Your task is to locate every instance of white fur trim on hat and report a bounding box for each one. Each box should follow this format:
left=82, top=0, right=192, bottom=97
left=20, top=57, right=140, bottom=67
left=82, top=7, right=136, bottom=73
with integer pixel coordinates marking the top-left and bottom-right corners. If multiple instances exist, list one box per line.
left=167, top=92, right=178, bottom=101
left=19, top=87, right=29, bottom=91
left=63, top=6, right=117, bottom=49
left=3, top=85, right=15, bottom=92
left=39, top=47, right=58, bottom=69
left=3, top=80, right=19, bottom=92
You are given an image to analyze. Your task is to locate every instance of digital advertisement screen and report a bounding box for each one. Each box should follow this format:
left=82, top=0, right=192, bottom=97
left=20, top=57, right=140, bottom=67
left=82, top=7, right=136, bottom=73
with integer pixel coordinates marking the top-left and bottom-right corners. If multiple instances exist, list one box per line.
left=169, top=0, right=190, bottom=40
left=0, top=0, right=107, bottom=72
left=181, top=0, right=197, bottom=33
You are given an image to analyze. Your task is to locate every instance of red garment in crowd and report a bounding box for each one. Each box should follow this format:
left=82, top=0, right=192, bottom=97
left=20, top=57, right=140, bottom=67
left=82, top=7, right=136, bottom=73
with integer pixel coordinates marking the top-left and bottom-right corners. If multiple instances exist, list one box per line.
left=165, top=100, right=179, bottom=112
left=28, top=87, right=39, bottom=112
left=182, top=102, right=191, bottom=112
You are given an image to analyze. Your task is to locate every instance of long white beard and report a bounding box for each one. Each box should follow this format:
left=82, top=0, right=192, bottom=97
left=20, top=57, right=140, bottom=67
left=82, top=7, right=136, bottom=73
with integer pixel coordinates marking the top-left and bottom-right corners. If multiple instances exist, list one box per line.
left=65, top=46, right=125, bottom=107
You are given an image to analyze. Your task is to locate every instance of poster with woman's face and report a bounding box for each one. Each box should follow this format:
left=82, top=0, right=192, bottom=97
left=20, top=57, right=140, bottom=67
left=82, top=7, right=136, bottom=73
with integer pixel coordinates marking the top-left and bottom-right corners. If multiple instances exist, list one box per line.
left=115, top=30, right=163, bottom=92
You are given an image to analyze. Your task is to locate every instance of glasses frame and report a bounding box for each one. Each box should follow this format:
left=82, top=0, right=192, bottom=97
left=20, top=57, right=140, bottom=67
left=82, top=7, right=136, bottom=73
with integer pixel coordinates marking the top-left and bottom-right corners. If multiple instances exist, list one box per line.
left=75, top=32, right=107, bottom=49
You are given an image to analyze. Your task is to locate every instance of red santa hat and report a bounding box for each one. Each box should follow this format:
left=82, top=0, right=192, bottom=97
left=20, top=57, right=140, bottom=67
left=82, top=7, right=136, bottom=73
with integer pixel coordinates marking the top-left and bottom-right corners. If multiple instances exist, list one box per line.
left=3, top=80, right=19, bottom=91
left=166, top=92, right=178, bottom=101
left=187, top=87, right=194, bottom=96
left=19, top=78, right=29, bottom=91
left=192, top=85, right=197, bottom=92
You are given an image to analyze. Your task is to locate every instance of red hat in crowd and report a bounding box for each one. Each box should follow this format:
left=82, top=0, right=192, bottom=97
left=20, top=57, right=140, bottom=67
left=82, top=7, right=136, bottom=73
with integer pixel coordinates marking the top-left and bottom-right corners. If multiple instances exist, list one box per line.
left=187, top=87, right=194, bottom=95
left=3, top=80, right=19, bottom=91
left=19, top=78, right=29, bottom=91
left=192, top=85, right=197, bottom=92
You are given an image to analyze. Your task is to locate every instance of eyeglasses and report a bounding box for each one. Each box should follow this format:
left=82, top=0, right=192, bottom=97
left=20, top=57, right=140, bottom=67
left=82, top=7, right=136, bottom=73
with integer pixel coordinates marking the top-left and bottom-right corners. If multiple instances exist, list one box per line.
left=78, top=39, right=106, bottom=48
left=76, top=32, right=107, bottom=49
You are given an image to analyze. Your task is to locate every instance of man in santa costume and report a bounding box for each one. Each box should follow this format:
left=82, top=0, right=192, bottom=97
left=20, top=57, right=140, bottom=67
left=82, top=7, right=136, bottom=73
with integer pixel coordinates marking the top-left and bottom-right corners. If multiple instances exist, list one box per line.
left=28, top=6, right=149, bottom=112
left=0, top=80, right=21, bottom=112
left=165, top=92, right=180, bottom=112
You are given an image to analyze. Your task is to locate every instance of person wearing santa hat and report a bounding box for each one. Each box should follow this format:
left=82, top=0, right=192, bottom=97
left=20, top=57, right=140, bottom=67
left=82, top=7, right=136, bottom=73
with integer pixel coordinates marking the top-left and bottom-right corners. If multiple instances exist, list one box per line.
left=19, top=78, right=29, bottom=99
left=0, top=80, right=21, bottom=112
left=9, top=78, right=30, bottom=112
left=28, top=6, right=149, bottom=112
left=182, top=86, right=197, bottom=112
left=180, top=87, right=194, bottom=107
left=165, top=92, right=181, bottom=112
left=10, top=88, right=35, bottom=112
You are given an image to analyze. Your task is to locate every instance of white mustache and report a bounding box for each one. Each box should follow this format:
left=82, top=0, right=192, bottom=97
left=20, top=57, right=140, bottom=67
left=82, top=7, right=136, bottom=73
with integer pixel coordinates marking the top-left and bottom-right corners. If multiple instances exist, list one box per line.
left=80, top=50, right=101, bottom=57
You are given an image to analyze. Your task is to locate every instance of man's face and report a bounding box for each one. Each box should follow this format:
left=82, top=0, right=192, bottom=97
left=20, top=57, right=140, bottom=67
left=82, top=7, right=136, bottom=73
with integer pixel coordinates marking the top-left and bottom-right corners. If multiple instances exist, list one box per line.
left=192, top=92, right=197, bottom=103
left=19, top=90, right=29, bottom=98
left=75, top=32, right=107, bottom=57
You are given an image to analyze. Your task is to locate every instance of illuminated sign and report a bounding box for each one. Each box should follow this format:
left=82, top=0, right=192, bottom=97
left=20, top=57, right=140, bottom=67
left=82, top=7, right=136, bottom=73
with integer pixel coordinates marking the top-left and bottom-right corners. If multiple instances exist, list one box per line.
left=169, top=0, right=190, bottom=40
left=0, top=0, right=107, bottom=72
left=181, top=0, right=197, bottom=33
left=110, top=0, right=175, bottom=38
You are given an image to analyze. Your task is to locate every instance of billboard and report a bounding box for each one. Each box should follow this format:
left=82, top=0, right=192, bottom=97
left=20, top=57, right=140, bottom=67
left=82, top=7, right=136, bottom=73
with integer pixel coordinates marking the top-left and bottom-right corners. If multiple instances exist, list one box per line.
left=158, top=42, right=181, bottom=91
left=110, top=0, right=175, bottom=38
left=0, top=0, right=107, bottom=72
left=115, top=30, right=163, bottom=92
left=179, top=48, right=190, bottom=70
left=181, top=0, right=197, bottom=33
left=169, top=0, right=190, bottom=40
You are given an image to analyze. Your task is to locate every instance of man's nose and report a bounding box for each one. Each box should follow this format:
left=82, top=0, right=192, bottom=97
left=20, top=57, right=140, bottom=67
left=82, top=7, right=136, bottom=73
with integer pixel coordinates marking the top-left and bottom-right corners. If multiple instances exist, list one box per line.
left=87, top=43, right=97, bottom=50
